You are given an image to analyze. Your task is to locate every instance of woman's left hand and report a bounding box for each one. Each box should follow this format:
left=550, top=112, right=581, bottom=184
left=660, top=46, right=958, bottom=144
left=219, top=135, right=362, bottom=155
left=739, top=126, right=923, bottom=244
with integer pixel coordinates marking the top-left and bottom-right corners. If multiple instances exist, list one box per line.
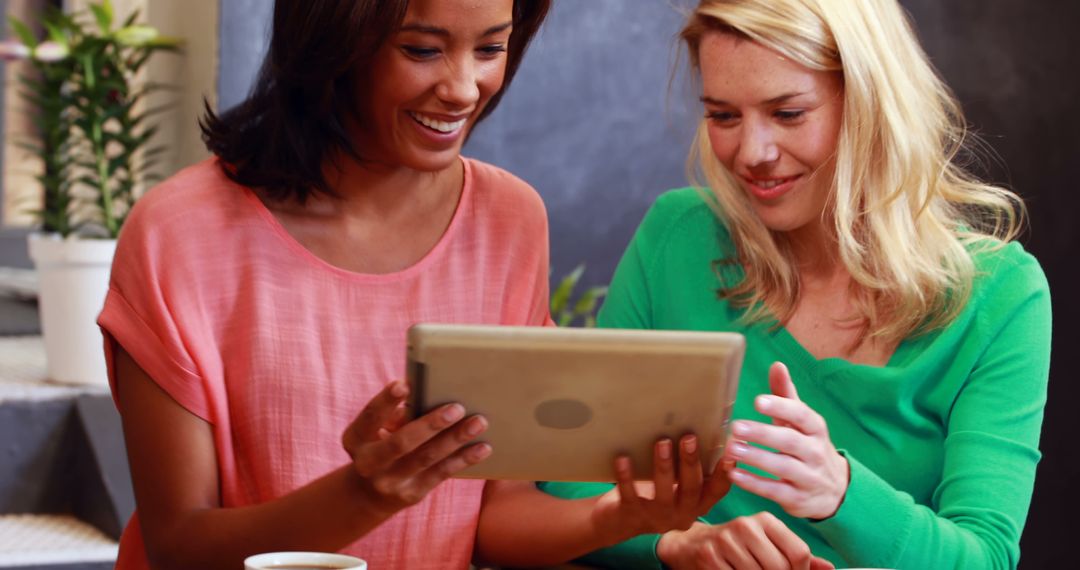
left=724, top=362, right=849, bottom=520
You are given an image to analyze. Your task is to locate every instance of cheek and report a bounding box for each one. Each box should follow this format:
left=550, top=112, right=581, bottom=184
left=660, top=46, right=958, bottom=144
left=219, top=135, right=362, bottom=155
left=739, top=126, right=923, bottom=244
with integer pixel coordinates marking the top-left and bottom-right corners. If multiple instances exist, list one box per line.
left=706, top=125, right=738, bottom=167
left=476, top=60, right=508, bottom=100
left=801, top=126, right=839, bottom=168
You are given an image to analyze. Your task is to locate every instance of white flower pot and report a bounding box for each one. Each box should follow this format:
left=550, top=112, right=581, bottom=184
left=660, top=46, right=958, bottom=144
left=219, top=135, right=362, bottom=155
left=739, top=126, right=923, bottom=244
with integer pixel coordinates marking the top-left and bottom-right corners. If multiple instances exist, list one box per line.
left=27, top=233, right=117, bottom=386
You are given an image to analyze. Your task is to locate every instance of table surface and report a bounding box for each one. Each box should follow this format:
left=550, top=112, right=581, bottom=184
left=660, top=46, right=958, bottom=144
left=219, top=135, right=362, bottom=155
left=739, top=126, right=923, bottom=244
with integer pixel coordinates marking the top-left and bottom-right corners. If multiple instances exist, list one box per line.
left=0, top=336, right=108, bottom=403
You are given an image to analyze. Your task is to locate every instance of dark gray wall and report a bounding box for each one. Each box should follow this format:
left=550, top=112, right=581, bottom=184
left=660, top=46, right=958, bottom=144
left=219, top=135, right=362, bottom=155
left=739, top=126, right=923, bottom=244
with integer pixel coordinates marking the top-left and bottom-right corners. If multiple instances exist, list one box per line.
left=898, top=2, right=1080, bottom=567
left=217, top=0, right=271, bottom=112
left=217, top=1, right=1077, bottom=566
left=465, top=0, right=698, bottom=286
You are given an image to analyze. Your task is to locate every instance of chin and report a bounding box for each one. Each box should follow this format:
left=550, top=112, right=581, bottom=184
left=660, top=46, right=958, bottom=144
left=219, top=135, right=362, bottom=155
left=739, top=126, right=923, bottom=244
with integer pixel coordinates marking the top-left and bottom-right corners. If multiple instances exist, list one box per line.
left=399, top=147, right=463, bottom=173
left=752, top=208, right=813, bottom=234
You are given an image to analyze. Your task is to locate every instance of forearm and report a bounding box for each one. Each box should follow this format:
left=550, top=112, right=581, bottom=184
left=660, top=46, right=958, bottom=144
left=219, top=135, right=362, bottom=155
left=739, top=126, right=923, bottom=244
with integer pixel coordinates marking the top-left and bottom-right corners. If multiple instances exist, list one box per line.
left=813, top=454, right=1030, bottom=570
left=148, top=465, right=388, bottom=570
left=475, top=481, right=622, bottom=567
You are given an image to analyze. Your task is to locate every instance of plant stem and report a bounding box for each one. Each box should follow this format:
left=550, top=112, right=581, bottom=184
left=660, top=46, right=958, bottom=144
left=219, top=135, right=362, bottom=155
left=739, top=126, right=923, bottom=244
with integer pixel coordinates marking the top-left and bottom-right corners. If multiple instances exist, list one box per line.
left=94, top=117, right=116, bottom=237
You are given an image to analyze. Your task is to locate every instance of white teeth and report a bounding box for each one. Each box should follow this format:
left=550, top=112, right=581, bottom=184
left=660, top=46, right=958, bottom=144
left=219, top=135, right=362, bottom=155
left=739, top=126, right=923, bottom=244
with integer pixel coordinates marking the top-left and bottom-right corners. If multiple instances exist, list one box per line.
left=409, top=112, right=466, bottom=134
left=754, top=177, right=793, bottom=189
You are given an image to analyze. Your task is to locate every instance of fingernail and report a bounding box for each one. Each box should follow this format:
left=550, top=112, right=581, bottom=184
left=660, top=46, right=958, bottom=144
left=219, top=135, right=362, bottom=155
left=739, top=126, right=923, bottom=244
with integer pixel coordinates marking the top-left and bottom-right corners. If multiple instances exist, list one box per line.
left=721, top=457, right=737, bottom=471
left=616, top=456, right=632, bottom=473
left=657, top=439, right=672, bottom=460
left=756, top=395, right=771, bottom=410
left=683, top=436, right=697, bottom=454
left=443, top=404, right=465, bottom=422
left=465, top=415, right=487, bottom=436
left=470, top=443, right=492, bottom=460
left=730, top=442, right=748, bottom=456
left=390, top=382, right=408, bottom=398
left=732, top=421, right=749, bottom=436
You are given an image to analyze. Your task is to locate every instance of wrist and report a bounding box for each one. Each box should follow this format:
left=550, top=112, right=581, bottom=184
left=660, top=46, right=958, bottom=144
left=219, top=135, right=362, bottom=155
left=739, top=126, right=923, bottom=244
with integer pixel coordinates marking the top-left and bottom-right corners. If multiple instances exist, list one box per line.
left=655, top=530, right=680, bottom=565
left=815, top=453, right=851, bottom=521
left=340, top=465, right=397, bottom=525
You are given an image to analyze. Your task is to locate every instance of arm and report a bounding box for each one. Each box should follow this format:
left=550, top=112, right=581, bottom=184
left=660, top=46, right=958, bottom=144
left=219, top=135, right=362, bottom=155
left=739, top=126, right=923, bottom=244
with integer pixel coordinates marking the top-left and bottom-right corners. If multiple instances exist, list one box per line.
left=116, top=347, right=489, bottom=570
left=816, top=256, right=1051, bottom=569
left=727, top=254, right=1052, bottom=569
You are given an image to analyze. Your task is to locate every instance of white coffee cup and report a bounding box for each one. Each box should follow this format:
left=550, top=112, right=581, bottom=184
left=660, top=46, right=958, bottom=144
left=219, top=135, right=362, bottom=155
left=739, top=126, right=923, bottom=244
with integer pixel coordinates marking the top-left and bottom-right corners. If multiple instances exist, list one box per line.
left=244, top=551, right=367, bottom=570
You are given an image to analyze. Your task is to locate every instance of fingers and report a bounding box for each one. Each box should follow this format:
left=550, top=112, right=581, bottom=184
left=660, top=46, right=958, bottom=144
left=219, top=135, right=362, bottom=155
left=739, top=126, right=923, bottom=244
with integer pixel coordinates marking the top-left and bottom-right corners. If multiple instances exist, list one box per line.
left=768, top=361, right=799, bottom=400
left=713, top=529, right=761, bottom=570
left=810, top=556, right=836, bottom=570
left=726, top=440, right=806, bottom=483
left=728, top=467, right=799, bottom=507
left=343, top=381, right=410, bottom=450
left=410, top=440, right=493, bottom=492
left=387, top=414, right=489, bottom=476
left=351, top=402, right=475, bottom=477
left=754, top=396, right=827, bottom=436
left=756, top=512, right=815, bottom=570
left=653, top=439, right=676, bottom=506
left=703, top=456, right=733, bottom=505
left=676, top=435, right=704, bottom=512
left=614, top=455, right=642, bottom=508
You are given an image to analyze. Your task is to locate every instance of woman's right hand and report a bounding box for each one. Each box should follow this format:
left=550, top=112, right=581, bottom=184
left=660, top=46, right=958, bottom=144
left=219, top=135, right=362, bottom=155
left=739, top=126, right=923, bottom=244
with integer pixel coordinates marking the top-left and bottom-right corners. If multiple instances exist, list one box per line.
left=340, top=380, right=491, bottom=516
left=590, top=435, right=732, bottom=545
left=656, top=513, right=835, bottom=570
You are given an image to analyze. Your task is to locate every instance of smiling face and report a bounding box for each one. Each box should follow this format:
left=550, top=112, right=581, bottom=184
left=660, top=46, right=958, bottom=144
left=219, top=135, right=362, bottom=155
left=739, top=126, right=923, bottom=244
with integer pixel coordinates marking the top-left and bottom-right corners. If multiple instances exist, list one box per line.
left=354, top=0, right=514, bottom=172
left=699, top=31, right=844, bottom=237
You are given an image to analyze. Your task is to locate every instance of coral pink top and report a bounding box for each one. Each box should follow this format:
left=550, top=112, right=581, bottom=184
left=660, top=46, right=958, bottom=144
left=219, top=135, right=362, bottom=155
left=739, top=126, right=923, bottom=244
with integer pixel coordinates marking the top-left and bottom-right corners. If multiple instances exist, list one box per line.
left=98, top=157, right=552, bottom=569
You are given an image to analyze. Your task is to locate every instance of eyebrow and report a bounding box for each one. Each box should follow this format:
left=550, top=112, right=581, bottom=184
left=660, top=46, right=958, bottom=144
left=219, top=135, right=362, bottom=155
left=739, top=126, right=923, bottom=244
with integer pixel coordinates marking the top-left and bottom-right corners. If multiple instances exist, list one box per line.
left=397, top=21, right=513, bottom=38
left=700, top=91, right=810, bottom=106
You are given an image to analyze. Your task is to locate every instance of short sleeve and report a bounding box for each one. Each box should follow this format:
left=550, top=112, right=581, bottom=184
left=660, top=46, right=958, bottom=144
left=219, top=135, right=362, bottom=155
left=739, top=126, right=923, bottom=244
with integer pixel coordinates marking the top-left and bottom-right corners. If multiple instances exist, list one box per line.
left=97, top=190, right=213, bottom=421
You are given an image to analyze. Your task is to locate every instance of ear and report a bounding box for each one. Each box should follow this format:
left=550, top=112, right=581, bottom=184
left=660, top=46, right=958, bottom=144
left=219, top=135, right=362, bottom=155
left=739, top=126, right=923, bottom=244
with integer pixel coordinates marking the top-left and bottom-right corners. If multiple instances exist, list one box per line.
left=768, top=361, right=801, bottom=401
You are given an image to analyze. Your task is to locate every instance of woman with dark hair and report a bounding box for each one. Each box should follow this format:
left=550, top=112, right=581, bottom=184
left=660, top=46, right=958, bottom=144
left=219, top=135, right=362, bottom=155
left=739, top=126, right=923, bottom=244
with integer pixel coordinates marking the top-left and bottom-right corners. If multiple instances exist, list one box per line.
left=98, top=1, right=728, bottom=569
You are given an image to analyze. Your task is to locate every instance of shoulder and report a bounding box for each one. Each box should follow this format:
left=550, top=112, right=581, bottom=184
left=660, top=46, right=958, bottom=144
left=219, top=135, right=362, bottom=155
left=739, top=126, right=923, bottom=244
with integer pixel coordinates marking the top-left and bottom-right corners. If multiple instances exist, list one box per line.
left=647, top=187, right=720, bottom=228
left=963, top=240, right=1051, bottom=334
left=464, top=157, right=545, bottom=215
left=116, top=158, right=256, bottom=275
left=634, top=187, right=731, bottom=254
left=124, top=158, right=248, bottom=241
left=462, top=157, right=548, bottom=240
left=970, top=240, right=1050, bottom=302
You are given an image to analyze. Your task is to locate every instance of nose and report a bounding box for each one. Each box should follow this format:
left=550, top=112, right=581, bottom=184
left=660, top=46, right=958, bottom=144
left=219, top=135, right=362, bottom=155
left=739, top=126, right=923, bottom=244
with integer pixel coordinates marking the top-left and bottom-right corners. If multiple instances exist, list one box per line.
left=435, top=55, right=481, bottom=109
left=736, top=120, right=780, bottom=168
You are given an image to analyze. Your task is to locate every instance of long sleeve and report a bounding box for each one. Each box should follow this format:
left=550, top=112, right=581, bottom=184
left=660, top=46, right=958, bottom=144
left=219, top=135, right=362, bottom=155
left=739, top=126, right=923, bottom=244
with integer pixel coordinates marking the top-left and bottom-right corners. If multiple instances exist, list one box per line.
left=812, top=248, right=1051, bottom=569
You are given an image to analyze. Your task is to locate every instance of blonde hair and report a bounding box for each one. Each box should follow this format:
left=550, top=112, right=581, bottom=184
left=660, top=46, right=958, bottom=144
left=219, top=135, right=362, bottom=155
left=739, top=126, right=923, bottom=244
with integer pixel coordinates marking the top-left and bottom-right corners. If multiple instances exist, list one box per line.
left=681, top=0, right=1024, bottom=345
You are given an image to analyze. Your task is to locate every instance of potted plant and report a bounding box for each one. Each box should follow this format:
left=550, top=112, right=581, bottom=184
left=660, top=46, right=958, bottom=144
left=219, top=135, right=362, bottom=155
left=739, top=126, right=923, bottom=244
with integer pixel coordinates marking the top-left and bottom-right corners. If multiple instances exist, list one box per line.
left=551, top=264, right=608, bottom=327
left=3, top=0, right=178, bottom=385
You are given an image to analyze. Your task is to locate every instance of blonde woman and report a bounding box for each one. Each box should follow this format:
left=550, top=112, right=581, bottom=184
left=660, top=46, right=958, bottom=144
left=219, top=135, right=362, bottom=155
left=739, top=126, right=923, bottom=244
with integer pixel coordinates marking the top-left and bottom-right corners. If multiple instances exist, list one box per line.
left=541, top=0, right=1051, bottom=568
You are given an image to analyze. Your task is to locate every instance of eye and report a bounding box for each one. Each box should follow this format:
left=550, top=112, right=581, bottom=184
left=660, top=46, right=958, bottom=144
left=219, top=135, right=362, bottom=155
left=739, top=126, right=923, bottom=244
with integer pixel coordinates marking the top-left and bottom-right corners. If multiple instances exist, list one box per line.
left=477, top=44, right=508, bottom=58
left=401, top=45, right=440, bottom=60
left=706, top=110, right=740, bottom=126
left=775, top=109, right=806, bottom=122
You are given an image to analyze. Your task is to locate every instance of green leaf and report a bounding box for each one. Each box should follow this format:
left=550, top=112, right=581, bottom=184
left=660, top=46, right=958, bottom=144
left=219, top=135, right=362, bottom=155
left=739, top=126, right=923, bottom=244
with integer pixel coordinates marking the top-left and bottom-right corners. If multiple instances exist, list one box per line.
left=90, top=0, right=114, bottom=33
left=42, top=21, right=66, bottom=45
left=572, top=286, right=608, bottom=317
left=9, top=18, right=38, bottom=48
left=550, top=264, right=585, bottom=316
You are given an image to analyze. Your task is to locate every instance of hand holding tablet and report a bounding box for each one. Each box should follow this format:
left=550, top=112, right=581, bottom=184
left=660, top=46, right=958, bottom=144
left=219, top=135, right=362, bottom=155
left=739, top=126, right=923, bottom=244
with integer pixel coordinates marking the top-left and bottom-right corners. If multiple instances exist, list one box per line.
left=405, top=324, right=745, bottom=482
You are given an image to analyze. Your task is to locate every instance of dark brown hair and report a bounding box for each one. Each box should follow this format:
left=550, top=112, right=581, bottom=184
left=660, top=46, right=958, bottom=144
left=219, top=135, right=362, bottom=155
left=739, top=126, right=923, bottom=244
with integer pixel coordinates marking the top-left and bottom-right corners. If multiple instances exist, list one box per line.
left=200, top=0, right=551, bottom=202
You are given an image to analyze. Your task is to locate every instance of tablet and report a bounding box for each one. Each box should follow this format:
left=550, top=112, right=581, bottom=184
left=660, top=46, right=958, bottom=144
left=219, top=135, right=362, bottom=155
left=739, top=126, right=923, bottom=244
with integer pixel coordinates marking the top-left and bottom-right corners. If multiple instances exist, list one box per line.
left=405, top=323, right=744, bottom=482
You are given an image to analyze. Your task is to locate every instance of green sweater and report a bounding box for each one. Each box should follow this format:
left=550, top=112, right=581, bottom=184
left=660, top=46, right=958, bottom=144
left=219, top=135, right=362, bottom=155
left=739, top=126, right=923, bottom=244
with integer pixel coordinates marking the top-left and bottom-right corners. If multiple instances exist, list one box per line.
left=540, top=188, right=1051, bottom=569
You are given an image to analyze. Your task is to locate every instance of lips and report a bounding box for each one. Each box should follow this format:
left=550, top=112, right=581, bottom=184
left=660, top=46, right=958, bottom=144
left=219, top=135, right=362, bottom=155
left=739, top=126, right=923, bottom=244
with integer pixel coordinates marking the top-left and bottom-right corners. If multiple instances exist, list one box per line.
left=742, top=174, right=802, bottom=200
left=408, top=111, right=467, bottom=134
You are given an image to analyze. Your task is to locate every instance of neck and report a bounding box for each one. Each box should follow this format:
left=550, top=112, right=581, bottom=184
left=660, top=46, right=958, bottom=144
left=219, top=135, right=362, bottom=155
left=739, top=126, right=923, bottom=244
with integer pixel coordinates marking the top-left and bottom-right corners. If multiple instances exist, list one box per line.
left=783, top=220, right=843, bottom=282
left=308, top=154, right=463, bottom=221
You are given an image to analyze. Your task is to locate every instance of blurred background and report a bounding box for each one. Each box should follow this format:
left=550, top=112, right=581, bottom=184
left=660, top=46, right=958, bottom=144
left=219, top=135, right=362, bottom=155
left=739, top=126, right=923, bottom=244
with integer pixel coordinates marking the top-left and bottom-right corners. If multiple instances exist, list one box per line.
left=0, top=0, right=1075, bottom=568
